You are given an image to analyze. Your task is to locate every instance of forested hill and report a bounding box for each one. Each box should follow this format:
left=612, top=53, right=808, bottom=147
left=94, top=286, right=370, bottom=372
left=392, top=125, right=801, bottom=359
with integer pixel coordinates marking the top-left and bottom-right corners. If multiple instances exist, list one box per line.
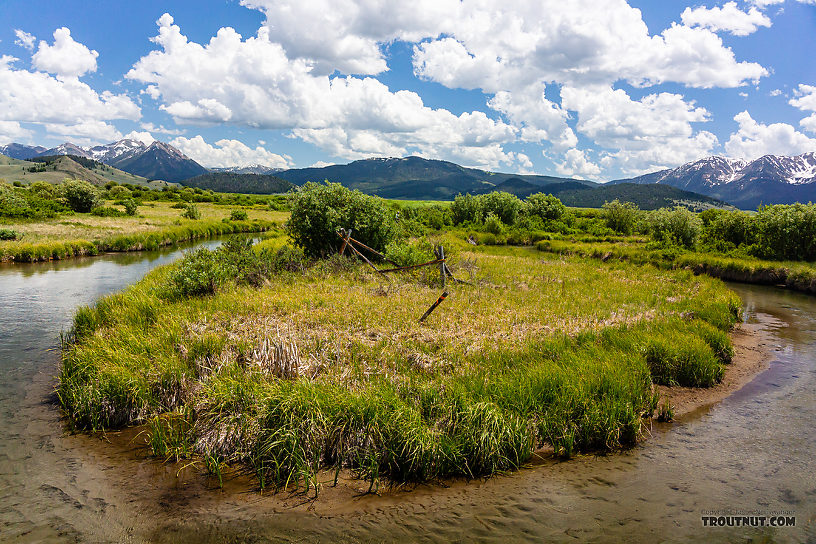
left=181, top=172, right=294, bottom=194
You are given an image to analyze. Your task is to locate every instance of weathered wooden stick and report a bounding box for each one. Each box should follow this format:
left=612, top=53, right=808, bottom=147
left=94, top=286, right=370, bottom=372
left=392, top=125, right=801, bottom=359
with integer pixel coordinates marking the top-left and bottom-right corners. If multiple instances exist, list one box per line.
left=346, top=241, right=385, bottom=274
left=339, top=228, right=352, bottom=256
left=378, top=258, right=444, bottom=273
left=443, top=262, right=473, bottom=285
left=438, top=246, right=446, bottom=289
left=349, top=236, right=399, bottom=266
left=419, top=291, right=449, bottom=322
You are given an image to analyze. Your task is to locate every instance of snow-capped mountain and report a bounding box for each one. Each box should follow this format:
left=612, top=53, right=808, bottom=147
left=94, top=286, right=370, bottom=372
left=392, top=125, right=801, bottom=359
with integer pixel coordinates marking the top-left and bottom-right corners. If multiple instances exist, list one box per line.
left=38, top=142, right=93, bottom=159
left=211, top=164, right=284, bottom=175
left=0, top=139, right=208, bottom=183
left=613, top=152, right=816, bottom=209
left=88, top=138, right=147, bottom=164
left=0, top=143, right=47, bottom=160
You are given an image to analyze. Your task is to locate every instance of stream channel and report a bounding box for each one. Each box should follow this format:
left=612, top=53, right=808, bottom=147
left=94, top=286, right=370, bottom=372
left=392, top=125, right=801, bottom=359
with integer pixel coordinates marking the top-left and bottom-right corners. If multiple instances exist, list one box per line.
left=0, top=240, right=814, bottom=543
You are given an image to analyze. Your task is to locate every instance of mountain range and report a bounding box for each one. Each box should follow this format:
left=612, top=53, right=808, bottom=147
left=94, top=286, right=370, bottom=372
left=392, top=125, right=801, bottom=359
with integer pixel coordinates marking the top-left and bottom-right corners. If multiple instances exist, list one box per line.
left=1, top=139, right=207, bottom=183
left=3, top=137, right=814, bottom=208
left=0, top=153, right=162, bottom=188
left=613, top=153, right=816, bottom=209
left=274, top=156, right=590, bottom=199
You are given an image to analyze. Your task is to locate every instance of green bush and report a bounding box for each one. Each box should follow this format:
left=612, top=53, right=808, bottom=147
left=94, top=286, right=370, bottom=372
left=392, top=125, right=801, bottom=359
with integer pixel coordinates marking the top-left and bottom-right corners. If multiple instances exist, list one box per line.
left=91, top=206, right=126, bottom=217
left=753, top=203, right=816, bottom=261
left=0, top=228, right=19, bottom=240
left=61, top=180, right=100, bottom=213
left=527, top=193, right=566, bottom=221
left=384, top=238, right=434, bottom=267
left=0, top=184, right=67, bottom=218
left=181, top=204, right=201, bottom=220
left=107, top=185, right=132, bottom=200
left=602, top=199, right=640, bottom=235
left=648, top=206, right=701, bottom=248
left=168, top=248, right=231, bottom=297
left=484, top=212, right=505, bottom=235
left=451, top=193, right=483, bottom=225
left=123, top=198, right=138, bottom=216
left=230, top=209, right=249, bottom=221
left=479, top=191, right=523, bottom=226
left=286, top=182, right=397, bottom=257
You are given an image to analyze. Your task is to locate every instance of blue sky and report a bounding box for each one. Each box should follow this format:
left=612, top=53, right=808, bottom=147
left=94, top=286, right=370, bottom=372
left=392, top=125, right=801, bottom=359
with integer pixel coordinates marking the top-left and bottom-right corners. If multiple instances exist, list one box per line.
left=1, top=0, right=815, bottom=180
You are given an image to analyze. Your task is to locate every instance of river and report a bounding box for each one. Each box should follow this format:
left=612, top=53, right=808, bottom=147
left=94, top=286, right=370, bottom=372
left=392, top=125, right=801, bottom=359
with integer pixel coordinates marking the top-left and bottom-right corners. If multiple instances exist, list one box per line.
left=0, top=244, right=813, bottom=543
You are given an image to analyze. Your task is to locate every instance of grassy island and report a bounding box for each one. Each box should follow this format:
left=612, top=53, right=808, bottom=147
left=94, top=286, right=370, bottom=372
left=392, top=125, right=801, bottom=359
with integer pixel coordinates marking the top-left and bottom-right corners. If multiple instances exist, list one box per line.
left=58, top=184, right=743, bottom=494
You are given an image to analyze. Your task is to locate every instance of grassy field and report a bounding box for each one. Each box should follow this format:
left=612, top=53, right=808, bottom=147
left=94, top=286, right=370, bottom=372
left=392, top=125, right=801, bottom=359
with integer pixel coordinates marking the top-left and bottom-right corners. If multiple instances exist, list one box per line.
left=535, top=237, right=816, bottom=295
left=59, top=232, right=739, bottom=493
left=1, top=201, right=287, bottom=262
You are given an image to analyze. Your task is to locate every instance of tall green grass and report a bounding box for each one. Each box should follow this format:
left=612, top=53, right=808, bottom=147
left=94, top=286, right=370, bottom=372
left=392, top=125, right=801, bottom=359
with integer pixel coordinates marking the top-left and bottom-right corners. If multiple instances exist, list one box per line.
left=58, top=244, right=740, bottom=492
left=1, top=219, right=275, bottom=263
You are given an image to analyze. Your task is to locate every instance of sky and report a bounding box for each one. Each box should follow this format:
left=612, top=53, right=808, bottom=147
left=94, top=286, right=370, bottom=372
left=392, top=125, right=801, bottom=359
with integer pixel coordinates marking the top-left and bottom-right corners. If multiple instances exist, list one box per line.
left=0, top=0, right=815, bottom=181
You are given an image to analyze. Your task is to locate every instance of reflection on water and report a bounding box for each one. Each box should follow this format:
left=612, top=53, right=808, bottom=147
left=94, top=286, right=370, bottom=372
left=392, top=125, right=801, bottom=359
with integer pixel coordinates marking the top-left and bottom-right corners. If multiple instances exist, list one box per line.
left=1, top=252, right=815, bottom=542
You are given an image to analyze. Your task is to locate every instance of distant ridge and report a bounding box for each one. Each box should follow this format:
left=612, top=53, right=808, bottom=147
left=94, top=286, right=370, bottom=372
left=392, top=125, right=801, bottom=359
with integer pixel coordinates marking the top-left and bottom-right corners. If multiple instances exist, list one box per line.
left=181, top=172, right=294, bottom=194
left=613, top=153, right=816, bottom=209
left=276, top=156, right=593, bottom=199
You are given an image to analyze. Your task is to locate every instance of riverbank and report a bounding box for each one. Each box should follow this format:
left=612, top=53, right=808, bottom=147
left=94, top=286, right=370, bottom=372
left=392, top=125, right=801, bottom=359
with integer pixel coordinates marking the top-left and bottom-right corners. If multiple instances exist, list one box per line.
left=535, top=238, right=816, bottom=296
left=0, top=201, right=286, bottom=262
left=658, top=319, right=774, bottom=418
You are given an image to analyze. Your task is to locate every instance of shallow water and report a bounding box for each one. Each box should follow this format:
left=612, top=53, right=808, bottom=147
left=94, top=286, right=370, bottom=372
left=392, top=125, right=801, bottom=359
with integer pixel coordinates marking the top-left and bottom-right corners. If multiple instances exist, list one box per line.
left=1, top=249, right=814, bottom=543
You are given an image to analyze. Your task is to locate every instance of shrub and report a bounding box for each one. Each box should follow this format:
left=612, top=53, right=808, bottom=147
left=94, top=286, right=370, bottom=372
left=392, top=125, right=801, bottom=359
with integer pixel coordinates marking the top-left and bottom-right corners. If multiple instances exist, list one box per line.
left=451, top=193, right=483, bottom=225
left=384, top=238, right=434, bottom=267
left=602, top=199, right=640, bottom=235
left=527, top=193, right=566, bottom=221
left=648, top=206, right=701, bottom=248
left=752, top=203, right=816, bottom=261
left=107, top=185, right=132, bottom=200
left=181, top=204, right=201, bottom=220
left=699, top=209, right=756, bottom=250
left=91, top=206, right=126, bottom=217
left=28, top=181, right=57, bottom=199
left=479, top=191, right=523, bottom=226
left=123, top=198, right=138, bottom=216
left=61, top=180, right=100, bottom=213
left=286, top=182, right=397, bottom=257
left=230, top=209, right=249, bottom=221
left=484, top=212, right=505, bottom=234
left=168, top=248, right=230, bottom=297
left=0, top=228, right=19, bottom=240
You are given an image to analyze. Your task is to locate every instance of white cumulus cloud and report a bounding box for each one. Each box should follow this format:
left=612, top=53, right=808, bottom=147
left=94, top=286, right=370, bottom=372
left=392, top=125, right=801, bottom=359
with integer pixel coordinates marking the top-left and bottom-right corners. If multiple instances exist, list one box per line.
left=725, top=111, right=816, bottom=159
left=561, top=85, right=718, bottom=175
left=32, top=27, right=99, bottom=78
left=45, top=120, right=123, bottom=144
left=126, top=14, right=521, bottom=169
left=800, top=114, right=816, bottom=134
left=170, top=135, right=293, bottom=168
left=554, top=148, right=602, bottom=179
left=14, top=30, right=36, bottom=51
left=789, top=84, right=816, bottom=111
left=0, top=55, right=140, bottom=127
left=681, top=2, right=771, bottom=36
left=0, top=121, right=34, bottom=143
